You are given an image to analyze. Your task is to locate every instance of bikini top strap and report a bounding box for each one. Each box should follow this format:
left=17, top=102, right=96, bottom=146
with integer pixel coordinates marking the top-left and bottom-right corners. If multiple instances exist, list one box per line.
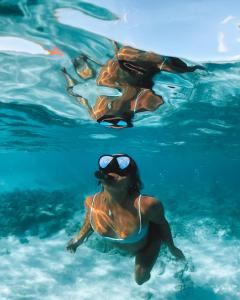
left=90, top=193, right=98, bottom=228
left=137, top=194, right=142, bottom=234
left=133, top=89, right=147, bottom=113
left=159, top=57, right=166, bottom=71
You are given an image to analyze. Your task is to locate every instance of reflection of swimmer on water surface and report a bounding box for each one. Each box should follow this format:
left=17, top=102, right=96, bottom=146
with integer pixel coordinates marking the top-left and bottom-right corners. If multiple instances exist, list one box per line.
left=66, top=154, right=185, bottom=285
left=62, top=43, right=204, bottom=128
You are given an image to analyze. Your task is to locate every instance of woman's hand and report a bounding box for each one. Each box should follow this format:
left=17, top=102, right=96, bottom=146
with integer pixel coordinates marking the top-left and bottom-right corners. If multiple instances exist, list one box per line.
left=66, top=238, right=82, bottom=253
left=169, top=245, right=185, bottom=260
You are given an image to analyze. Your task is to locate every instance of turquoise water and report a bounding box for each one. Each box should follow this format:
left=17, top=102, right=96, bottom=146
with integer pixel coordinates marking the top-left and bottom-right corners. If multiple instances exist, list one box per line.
left=0, top=1, right=240, bottom=299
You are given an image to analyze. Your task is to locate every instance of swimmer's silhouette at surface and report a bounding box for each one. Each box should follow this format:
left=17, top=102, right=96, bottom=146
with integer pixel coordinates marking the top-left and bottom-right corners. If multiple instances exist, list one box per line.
left=66, top=154, right=185, bottom=285
left=62, top=42, right=204, bottom=128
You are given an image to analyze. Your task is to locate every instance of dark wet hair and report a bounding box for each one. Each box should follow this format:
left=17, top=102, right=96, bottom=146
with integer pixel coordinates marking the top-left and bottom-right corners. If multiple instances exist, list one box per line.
left=127, top=164, right=143, bottom=195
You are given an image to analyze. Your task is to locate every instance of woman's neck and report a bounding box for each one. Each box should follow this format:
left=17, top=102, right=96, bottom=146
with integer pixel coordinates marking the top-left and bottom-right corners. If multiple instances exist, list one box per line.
left=103, top=186, right=129, bottom=205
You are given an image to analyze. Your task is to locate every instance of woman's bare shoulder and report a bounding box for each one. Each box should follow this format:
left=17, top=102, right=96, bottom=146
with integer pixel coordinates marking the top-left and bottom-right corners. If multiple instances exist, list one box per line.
left=84, top=195, right=95, bottom=209
left=139, top=195, right=164, bottom=213
left=84, top=192, right=103, bottom=209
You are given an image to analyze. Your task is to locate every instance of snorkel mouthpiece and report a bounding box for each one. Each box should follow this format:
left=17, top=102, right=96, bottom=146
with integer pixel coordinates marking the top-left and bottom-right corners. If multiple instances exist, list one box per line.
left=94, top=170, right=115, bottom=181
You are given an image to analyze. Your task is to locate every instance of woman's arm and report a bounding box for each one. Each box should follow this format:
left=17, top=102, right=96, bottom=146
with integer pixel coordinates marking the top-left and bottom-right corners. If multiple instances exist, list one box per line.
left=144, top=197, right=185, bottom=259
left=116, top=46, right=204, bottom=74
left=66, top=197, right=93, bottom=253
left=61, top=67, right=95, bottom=118
left=158, top=56, right=205, bottom=73
left=156, top=218, right=185, bottom=259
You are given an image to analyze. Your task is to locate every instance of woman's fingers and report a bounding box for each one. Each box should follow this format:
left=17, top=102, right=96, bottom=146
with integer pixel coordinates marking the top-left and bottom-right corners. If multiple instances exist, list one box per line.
left=170, top=246, right=185, bottom=260
left=66, top=245, right=76, bottom=253
left=176, top=250, right=185, bottom=260
left=66, top=238, right=78, bottom=253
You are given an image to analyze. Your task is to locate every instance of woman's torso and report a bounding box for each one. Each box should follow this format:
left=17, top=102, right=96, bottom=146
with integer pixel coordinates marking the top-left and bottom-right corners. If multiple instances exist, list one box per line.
left=91, top=88, right=163, bottom=121
left=89, top=192, right=149, bottom=252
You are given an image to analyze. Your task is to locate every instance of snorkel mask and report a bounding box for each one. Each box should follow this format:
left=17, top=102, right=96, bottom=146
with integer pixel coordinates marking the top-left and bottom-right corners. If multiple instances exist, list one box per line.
left=97, top=115, right=133, bottom=129
left=94, top=154, right=136, bottom=180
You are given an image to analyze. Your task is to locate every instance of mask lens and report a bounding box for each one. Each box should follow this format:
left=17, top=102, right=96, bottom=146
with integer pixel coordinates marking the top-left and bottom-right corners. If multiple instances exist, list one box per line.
left=99, top=156, right=113, bottom=168
left=116, top=156, right=130, bottom=169
left=116, top=120, right=128, bottom=126
left=99, top=121, right=113, bottom=126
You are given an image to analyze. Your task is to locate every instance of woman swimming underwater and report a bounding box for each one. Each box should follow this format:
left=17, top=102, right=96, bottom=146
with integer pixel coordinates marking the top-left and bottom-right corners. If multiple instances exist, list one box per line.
left=66, top=154, right=184, bottom=285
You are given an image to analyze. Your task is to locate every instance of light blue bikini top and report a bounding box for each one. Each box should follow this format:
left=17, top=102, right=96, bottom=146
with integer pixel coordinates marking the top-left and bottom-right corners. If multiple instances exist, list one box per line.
left=90, top=193, right=149, bottom=245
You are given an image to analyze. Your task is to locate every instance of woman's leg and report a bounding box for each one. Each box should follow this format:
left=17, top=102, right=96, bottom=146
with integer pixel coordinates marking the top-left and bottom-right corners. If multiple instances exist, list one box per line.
left=134, top=223, right=162, bottom=285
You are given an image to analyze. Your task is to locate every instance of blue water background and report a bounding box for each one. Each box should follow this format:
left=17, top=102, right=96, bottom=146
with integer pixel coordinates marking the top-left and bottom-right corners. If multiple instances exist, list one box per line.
left=0, top=1, right=239, bottom=299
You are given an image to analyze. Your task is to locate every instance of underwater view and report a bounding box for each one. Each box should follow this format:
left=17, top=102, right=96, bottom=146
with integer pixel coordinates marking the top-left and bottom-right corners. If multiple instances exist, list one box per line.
left=0, top=0, right=240, bottom=299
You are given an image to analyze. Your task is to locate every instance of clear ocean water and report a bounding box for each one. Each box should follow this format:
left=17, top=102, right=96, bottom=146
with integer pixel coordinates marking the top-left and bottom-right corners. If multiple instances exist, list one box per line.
left=0, top=1, right=239, bottom=300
